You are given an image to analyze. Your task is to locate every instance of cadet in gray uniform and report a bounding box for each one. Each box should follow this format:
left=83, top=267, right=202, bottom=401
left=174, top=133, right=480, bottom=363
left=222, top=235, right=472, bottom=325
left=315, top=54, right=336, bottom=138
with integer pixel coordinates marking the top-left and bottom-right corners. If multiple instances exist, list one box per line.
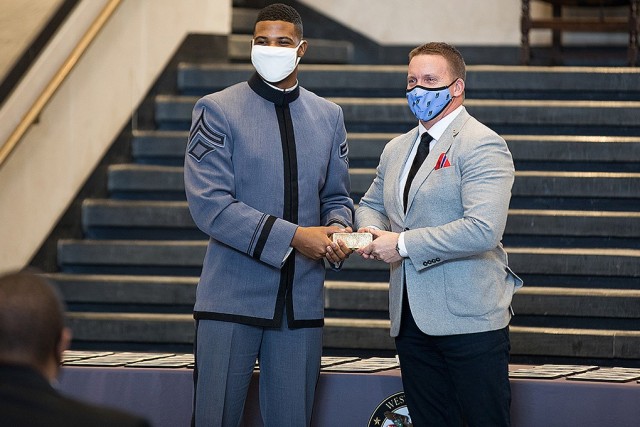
left=184, top=4, right=354, bottom=426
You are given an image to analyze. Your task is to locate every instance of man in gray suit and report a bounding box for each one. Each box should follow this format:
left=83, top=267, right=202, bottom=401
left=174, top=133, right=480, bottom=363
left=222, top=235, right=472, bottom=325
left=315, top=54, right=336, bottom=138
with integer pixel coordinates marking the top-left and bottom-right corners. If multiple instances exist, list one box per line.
left=355, top=42, right=523, bottom=426
left=184, top=4, right=353, bottom=426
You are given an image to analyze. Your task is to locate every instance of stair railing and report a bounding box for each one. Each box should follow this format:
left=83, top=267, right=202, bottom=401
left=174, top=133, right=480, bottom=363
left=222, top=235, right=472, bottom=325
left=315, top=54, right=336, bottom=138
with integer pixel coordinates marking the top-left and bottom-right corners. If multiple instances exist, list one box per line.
left=0, top=0, right=122, bottom=169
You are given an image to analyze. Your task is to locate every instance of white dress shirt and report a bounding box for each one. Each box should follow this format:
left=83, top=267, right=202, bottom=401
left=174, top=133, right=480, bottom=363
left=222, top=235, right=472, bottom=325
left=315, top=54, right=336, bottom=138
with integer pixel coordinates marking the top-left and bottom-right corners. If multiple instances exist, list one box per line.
left=396, top=106, right=464, bottom=257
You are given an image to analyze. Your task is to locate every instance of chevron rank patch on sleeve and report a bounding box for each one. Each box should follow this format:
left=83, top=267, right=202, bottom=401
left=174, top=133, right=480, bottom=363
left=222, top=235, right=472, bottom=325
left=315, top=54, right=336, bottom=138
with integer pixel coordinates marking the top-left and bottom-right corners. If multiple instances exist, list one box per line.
left=187, top=108, right=226, bottom=162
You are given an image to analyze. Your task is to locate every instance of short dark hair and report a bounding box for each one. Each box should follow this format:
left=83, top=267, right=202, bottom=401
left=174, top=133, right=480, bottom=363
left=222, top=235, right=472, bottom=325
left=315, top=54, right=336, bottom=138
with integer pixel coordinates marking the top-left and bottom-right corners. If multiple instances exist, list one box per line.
left=409, top=42, right=466, bottom=82
left=255, top=3, right=303, bottom=39
left=0, top=271, right=66, bottom=367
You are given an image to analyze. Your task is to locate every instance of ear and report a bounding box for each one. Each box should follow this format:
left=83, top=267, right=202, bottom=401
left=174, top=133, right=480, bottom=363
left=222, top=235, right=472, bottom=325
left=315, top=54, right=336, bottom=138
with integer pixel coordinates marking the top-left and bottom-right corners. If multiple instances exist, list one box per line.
left=453, top=78, right=465, bottom=97
left=56, top=327, right=72, bottom=364
left=45, top=327, right=72, bottom=381
left=297, top=40, right=308, bottom=58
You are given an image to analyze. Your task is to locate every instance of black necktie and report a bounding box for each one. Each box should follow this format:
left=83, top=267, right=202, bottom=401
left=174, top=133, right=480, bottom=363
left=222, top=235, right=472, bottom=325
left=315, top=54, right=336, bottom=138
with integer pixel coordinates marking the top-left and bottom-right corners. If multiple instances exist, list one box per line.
left=403, top=132, right=433, bottom=212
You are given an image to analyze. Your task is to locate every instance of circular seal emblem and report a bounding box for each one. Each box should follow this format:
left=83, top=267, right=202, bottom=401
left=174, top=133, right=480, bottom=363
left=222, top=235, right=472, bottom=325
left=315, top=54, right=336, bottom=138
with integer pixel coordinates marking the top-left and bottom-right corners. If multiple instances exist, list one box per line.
left=368, top=391, right=412, bottom=426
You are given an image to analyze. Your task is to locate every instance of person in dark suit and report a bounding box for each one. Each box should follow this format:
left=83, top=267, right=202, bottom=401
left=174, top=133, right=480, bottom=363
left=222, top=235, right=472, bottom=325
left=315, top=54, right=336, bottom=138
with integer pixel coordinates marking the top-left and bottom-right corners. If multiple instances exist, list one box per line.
left=0, top=270, right=151, bottom=427
left=355, top=42, right=523, bottom=426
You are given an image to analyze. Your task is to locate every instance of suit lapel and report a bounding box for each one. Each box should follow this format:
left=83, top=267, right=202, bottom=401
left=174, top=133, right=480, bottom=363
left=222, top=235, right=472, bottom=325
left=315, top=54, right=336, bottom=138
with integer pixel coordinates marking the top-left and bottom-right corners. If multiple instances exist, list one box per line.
left=405, top=109, right=471, bottom=213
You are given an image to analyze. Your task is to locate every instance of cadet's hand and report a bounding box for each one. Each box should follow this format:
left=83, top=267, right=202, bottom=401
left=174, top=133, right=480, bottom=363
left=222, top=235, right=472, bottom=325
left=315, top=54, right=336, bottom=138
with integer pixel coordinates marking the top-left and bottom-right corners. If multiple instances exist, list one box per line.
left=291, top=226, right=339, bottom=260
left=326, top=226, right=353, bottom=264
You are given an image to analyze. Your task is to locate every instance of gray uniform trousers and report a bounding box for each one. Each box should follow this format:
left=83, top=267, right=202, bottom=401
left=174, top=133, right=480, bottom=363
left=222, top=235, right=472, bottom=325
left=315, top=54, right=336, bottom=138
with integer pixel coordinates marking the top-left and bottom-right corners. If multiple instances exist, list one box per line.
left=193, top=317, right=322, bottom=427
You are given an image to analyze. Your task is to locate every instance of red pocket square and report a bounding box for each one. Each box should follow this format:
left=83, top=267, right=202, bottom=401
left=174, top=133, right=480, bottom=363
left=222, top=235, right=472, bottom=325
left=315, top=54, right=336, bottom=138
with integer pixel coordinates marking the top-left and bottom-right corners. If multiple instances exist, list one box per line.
left=435, top=153, right=451, bottom=170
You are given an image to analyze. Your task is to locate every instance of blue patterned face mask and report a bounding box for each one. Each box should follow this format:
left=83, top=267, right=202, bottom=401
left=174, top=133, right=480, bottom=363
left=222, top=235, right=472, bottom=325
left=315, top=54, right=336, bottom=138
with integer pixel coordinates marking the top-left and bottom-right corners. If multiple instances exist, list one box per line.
left=406, top=81, right=455, bottom=122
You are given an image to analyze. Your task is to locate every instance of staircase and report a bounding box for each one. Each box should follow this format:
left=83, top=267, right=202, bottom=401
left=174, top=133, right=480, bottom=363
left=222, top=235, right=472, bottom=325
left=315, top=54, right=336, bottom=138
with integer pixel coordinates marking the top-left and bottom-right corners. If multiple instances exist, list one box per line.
left=43, top=4, right=640, bottom=365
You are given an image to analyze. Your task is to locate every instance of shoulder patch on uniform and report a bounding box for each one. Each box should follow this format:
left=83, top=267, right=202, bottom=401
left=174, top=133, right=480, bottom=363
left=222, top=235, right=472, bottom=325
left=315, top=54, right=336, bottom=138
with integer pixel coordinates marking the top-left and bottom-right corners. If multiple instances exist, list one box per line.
left=187, top=108, right=226, bottom=162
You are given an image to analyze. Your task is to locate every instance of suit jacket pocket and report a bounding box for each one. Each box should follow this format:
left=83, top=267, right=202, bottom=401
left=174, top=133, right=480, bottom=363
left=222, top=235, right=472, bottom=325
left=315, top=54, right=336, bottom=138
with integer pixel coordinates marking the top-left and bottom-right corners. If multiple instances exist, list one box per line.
left=424, top=166, right=461, bottom=215
left=442, top=257, right=502, bottom=317
left=429, top=164, right=459, bottom=188
left=506, top=265, right=524, bottom=292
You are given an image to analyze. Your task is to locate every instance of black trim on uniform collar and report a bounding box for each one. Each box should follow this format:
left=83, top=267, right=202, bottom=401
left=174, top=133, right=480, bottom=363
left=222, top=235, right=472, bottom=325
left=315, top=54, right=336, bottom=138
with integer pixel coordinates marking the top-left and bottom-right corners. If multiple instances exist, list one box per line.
left=248, top=72, right=300, bottom=106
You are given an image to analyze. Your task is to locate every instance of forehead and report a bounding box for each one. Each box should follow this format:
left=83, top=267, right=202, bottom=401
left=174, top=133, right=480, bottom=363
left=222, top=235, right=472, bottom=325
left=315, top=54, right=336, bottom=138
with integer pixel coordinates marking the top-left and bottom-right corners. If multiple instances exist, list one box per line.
left=408, top=54, right=450, bottom=78
left=254, top=20, right=298, bottom=40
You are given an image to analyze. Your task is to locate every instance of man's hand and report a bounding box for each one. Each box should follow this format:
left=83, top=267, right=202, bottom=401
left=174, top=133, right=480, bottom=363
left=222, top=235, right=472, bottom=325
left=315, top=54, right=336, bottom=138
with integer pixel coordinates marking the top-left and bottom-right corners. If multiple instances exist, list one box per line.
left=356, top=228, right=402, bottom=264
left=292, top=226, right=352, bottom=261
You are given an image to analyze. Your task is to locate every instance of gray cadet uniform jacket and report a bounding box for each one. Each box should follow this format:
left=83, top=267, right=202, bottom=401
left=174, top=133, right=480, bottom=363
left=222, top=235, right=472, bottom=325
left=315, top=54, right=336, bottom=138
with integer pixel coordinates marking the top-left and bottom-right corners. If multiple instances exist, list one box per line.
left=184, top=73, right=353, bottom=328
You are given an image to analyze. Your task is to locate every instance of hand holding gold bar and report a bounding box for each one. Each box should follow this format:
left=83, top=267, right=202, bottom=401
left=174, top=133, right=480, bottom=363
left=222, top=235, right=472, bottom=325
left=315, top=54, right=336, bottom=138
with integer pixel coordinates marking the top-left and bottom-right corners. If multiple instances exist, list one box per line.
left=332, top=232, right=373, bottom=249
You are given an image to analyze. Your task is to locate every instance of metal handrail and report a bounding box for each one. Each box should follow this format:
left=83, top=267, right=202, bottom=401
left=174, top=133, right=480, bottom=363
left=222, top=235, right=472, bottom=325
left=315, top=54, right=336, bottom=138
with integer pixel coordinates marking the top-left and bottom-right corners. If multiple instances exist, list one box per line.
left=0, top=0, right=122, bottom=169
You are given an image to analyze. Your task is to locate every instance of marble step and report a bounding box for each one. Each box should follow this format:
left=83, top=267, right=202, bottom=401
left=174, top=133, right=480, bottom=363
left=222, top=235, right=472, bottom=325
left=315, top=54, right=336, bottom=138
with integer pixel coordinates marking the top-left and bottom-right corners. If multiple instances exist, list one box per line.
left=131, top=130, right=400, bottom=164
left=56, top=239, right=640, bottom=278
left=324, top=280, right=640, bottom=319
left=509, top=326, right=640, bottom=359
left=106, top=164, right=640, bottom=200
left=512, top=287, right=640, bottom=319
left=63, top=310, right=640, bottom=359
left=131, top=130, right=640, bottom=168
left=177, top=63, right=640, bottom=100
left=81, top=199, right=640, bottom=240
left=47, top=273, right=197, bottom=306
left=49, top=274, right=640, bottom=321
left=231, top=7, right=258, bottom=34
left=349, top=168, right=640, bottom=198
left=64, top=311, right=395, bottom=350
left=154, top=94, right=640, bottom=134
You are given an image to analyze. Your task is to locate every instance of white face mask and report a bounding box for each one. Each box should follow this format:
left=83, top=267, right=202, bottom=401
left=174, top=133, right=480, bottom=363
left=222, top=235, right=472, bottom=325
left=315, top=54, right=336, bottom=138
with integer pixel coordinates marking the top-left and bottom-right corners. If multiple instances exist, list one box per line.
left=251, top=40, right=304, bottom=83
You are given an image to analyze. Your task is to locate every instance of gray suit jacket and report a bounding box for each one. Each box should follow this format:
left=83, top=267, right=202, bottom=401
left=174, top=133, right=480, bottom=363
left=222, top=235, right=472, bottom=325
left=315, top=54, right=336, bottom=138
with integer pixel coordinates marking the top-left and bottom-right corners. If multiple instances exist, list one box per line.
left=355, top=107, right=523, bottom=337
